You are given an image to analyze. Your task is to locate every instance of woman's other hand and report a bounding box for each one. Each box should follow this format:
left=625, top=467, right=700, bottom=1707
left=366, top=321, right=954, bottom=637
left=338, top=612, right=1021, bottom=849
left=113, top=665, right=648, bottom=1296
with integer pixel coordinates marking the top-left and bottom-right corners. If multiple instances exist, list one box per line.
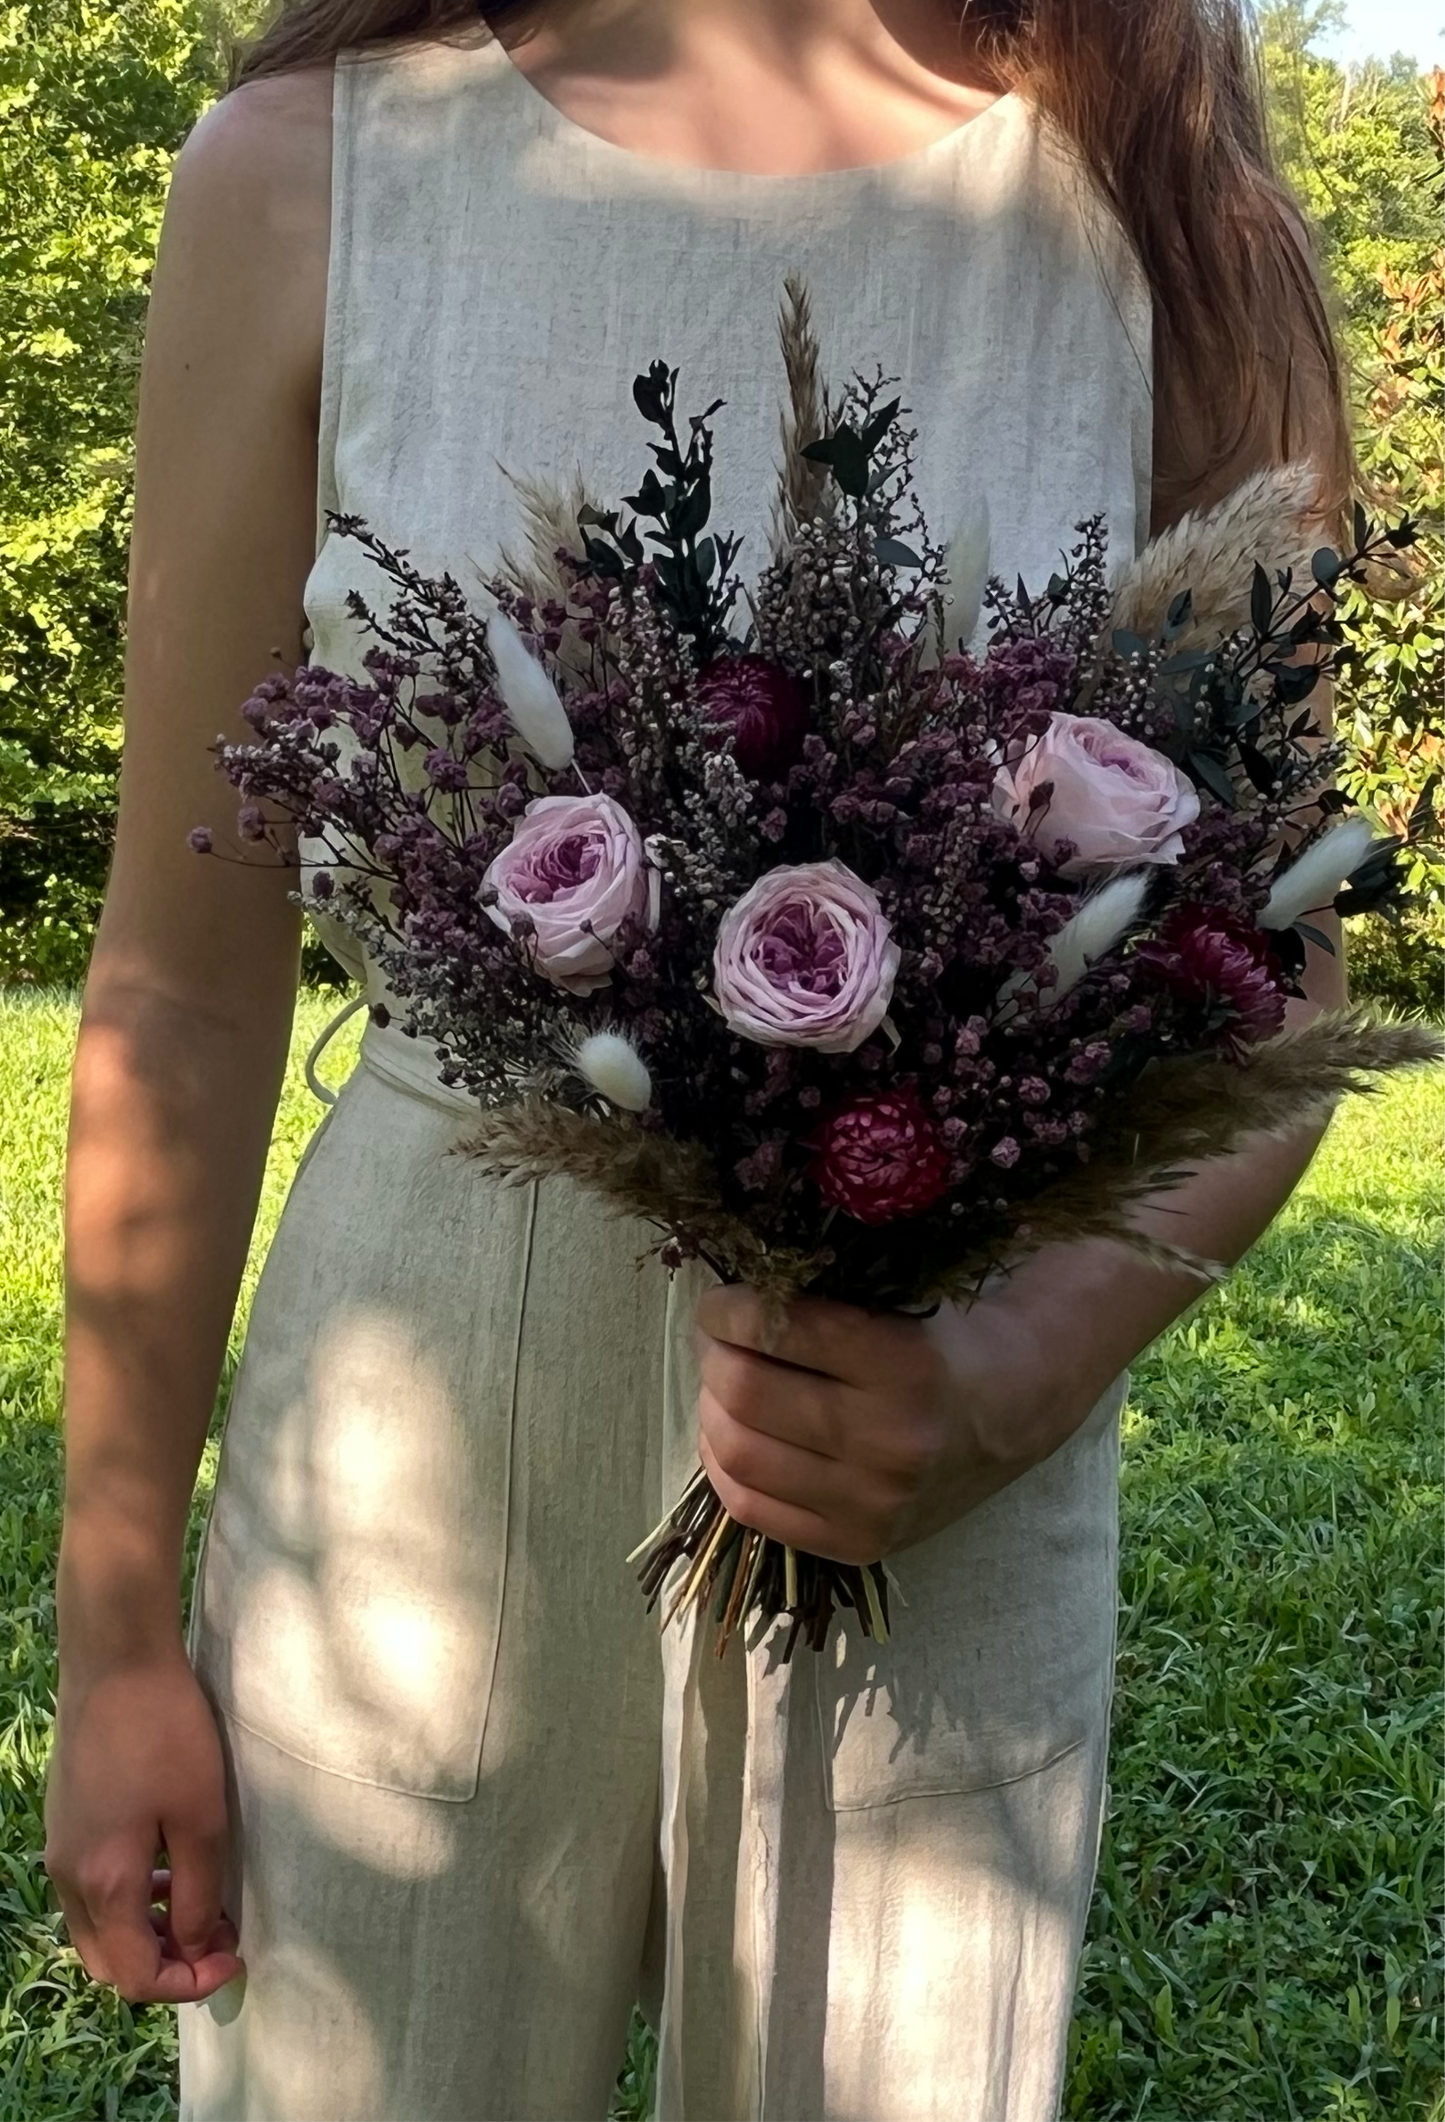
left=44, top=1652, right=242, bottom=2004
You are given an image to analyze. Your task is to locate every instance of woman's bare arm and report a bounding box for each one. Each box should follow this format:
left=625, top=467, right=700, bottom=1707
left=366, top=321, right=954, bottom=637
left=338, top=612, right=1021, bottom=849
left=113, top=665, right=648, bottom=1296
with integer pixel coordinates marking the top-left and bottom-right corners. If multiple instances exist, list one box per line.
left=45, top=68, right=331, bottom=2003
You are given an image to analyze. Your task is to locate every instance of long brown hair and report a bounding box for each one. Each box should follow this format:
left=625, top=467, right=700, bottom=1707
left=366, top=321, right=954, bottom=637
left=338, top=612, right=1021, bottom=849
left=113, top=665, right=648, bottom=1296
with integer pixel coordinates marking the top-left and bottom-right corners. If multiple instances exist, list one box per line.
left=234, top=0, right=1355, bottom=532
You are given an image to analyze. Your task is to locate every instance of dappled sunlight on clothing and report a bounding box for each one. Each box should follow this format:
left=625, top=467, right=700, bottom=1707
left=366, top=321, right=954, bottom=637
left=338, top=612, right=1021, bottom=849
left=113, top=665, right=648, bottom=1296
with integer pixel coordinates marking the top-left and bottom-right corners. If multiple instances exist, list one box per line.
left=209, top=1298, right=517, bottom=1802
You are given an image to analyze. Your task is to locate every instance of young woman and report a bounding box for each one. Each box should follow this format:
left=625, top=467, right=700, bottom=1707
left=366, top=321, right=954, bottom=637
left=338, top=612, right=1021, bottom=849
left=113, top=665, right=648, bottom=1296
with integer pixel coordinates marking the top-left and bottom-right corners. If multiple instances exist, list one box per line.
left=46, top=2, right=1352, bottom=2116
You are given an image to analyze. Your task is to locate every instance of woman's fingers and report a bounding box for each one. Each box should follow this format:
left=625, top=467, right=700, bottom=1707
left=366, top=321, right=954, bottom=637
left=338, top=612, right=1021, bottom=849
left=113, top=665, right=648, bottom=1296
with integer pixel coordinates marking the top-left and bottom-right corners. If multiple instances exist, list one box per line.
left=698, top=1396, right=895, bottom=1564
left=697, top=1335, right=848, bottom=1456
left=53, top=1850, right=243, bottom=2004
left=695, top=1285, right=924, bottom=1387
left=162, top=1814, right=230, bottom=1961
left=700, top=1386, right=831, bottom=1503
left=43, top=1655, right=244, bottom=2003
left=56, top=1838, right=168, bottom=2001
left=697, top=1426, right=853, bottom=1559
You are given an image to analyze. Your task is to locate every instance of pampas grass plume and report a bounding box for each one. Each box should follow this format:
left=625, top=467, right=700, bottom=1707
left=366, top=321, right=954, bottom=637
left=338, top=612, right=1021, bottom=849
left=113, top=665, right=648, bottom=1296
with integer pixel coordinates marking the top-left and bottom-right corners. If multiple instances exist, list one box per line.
left=1260, top=816, right=1376, bottom=931
left=1108, top=460, right=1323, bottom=650
left=573, top=1031, right=653, bottom=1112
left=487, top=605, right=576, bottom=771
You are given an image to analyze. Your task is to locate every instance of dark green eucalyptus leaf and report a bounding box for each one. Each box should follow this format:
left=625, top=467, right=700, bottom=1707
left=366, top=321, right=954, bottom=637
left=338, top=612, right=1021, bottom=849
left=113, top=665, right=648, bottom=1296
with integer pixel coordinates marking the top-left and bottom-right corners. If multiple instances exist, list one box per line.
left=1335, top=858, right=1406, bottom=917
left=860, top=397, right=901, bottom=453
left=1250, top=561, right=1273, bottom=636
left=828, top=428, right=872, bottom=499
left=1188, top=749, right=1238, bottom=808
left=1238, top=741, right=1277, bottom=795
left=674, top=479, right=712, bottom=541
left=1161, top=705, right=1194, bottom=748
left=1223, top=686, right=1263, bottom=729
left=1270, top=924, right=1308, bottom=979
left=580, top=536, right=624, bottom=579
left=1294, top=920, right=1336, bottom=953
left=1311, top=546, right=1343, bottom=589
left=623, top=469, right=669, bottom=520
left=1112, top=628, right=1148, bottom=662
left=1166, top=587, right=1194, bottom=632
left=1274, top=663, right=1321, bottom=706
left=1158, top=646, right=1214, bottom=674
left=875, top=536, right=922, bottom=569
left=695, top=535, right=716, bottom=585
left=1046, top=572, right=1068, bottom=600
left=632, top=362, right=673, bottom=426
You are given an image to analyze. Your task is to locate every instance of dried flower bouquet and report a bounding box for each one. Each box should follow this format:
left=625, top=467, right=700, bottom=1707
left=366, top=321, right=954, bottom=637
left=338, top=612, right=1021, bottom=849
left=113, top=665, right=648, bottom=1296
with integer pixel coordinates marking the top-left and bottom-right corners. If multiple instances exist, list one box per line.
left=199, top=284, right=1440, bottom=1658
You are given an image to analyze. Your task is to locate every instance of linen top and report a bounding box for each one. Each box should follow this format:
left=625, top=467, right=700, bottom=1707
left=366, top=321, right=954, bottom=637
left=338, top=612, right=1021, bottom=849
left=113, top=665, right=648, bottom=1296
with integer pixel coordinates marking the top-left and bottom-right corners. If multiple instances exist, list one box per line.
left=301, top=29, right=1154, bottom=989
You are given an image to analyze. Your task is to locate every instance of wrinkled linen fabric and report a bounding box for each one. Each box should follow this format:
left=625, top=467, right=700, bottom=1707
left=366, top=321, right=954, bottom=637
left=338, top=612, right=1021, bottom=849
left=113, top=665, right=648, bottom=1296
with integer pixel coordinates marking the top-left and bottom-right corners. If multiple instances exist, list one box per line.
left=182, top=28, right=1150, bottom=2120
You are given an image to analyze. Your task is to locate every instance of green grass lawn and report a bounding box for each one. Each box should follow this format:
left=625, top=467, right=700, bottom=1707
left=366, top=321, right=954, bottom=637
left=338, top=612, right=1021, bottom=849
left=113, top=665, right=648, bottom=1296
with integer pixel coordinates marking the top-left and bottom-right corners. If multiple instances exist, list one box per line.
left=1, top=989, right=1440, bottom=2121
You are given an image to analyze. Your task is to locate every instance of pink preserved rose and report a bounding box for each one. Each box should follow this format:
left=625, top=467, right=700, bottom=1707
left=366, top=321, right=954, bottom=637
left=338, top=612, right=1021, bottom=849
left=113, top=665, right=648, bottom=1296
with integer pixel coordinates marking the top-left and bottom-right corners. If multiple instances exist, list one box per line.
left=712, top=860, right=899, bottom=1052
left=992, top=712, right=1199, bottom=876
left=483, top=793, right=658, bottom=994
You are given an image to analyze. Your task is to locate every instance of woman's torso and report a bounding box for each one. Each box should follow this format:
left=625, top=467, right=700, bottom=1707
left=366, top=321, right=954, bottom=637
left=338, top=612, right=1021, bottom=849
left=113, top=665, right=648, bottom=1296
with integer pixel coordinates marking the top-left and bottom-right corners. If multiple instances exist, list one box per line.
left=301, top=27, right=1153, bottom=1003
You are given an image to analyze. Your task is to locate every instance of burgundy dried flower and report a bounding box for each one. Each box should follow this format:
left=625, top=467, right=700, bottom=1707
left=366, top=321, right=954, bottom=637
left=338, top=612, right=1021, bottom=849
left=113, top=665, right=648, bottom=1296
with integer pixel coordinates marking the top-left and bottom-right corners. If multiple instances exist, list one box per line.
left=807, top=1087, right=951, bottom=1225
left=697, top=654, right=811, bottom=779
left=1139, top=904, right=1288, bottom=1051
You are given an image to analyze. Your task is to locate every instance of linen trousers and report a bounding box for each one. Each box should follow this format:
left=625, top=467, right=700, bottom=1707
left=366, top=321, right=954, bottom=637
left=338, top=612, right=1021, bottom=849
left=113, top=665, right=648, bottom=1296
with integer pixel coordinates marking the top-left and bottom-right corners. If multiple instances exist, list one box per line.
left=179, top=1021, right=1123, bottom=2122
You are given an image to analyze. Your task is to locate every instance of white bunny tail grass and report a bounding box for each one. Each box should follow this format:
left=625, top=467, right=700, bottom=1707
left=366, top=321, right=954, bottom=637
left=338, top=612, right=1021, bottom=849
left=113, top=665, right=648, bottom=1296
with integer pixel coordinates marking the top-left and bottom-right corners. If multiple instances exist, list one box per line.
left=1107, top=460, right=1325, bottom=651
left=997, top=873, right=1149, bottom=1022
left=1260, top=815, right=1377, bottom=930
left=939, top=494, right=991, bottom=658
left=571, top=1030, right=653, bottom=1113
left=1045, top=872, right=1150, bottom=1000
left=486, top=605, right=576, bottom=772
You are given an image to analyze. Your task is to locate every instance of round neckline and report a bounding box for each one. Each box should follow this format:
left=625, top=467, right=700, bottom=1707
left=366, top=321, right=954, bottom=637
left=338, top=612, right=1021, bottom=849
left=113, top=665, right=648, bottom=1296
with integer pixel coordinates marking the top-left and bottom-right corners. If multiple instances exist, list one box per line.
left=486, top=35, right=1021, bottom=186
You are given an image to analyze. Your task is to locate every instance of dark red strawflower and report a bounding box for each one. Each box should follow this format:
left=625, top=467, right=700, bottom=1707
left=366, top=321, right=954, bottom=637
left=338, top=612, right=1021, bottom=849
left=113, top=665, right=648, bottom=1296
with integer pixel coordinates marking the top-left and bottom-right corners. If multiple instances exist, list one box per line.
left=697, top=653, right=811, bottom=779
left=807, top=1086, right=952, bottom=1226
left=1139, top=904, right=1288, bottom=1051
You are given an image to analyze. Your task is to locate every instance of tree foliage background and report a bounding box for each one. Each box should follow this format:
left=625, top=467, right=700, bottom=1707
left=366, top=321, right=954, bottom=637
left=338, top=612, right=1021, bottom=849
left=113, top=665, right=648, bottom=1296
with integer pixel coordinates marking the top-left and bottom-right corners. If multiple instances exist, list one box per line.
left=0, top=0, right=1440, bottom=996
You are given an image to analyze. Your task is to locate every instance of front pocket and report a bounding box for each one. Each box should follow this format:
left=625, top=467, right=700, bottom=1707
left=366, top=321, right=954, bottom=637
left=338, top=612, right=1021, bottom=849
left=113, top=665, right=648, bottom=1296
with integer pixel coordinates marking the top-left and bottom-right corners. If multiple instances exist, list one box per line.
left=816, top=1376, right=1124, bottom=1809
left=190, top=1070, right=536, bottom=1802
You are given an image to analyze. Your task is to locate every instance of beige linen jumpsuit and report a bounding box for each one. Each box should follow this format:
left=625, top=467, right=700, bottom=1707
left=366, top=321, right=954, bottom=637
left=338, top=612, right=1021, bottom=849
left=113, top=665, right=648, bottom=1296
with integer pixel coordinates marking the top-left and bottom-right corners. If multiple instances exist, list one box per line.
left=181, top=29, right=1152, bottom=2121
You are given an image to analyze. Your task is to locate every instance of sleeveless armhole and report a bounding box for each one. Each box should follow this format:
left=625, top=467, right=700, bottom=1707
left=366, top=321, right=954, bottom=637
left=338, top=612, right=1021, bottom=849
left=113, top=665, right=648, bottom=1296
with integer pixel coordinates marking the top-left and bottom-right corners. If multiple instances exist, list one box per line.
left=313, top=50, right=359, bottom=556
